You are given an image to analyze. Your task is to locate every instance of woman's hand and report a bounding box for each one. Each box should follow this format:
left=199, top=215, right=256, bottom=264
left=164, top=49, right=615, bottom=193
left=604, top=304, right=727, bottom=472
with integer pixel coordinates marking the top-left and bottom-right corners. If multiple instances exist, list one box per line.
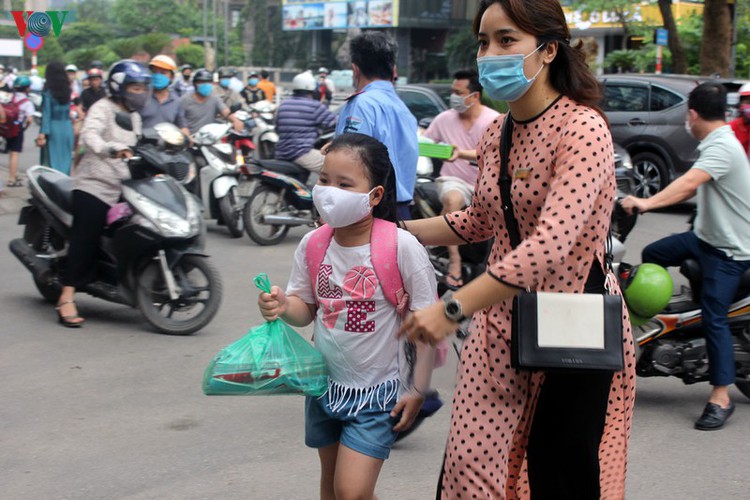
left=391, top=392, right=425, bottom=432
left=114, top=149, right=133, bottom=160
left=35, top=134, right=46, bottom=147
left=398, top=301, right=459, bottom=346
left=257, top=285, right=287, bottom=321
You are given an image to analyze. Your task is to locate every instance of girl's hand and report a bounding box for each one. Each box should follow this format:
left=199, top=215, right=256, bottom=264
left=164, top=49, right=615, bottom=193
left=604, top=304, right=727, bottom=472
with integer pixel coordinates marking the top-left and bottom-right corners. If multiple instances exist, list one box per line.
left=257, top=285, right=287, bottom=321
left=36, top=135, right=46, bottom=147
left=391, top=392, right=425, bottom=432
left=398, top=301, right=459, bottom=346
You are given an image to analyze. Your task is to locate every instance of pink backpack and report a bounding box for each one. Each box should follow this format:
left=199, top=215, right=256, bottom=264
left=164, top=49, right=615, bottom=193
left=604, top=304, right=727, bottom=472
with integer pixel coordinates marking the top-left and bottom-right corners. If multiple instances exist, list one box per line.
left=305, top=218, right=447, bottom=368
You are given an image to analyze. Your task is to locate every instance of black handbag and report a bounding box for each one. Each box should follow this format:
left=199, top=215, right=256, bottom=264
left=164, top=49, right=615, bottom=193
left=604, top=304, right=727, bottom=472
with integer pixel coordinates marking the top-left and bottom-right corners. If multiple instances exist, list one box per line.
left=497, top=115, right=624, bottom=372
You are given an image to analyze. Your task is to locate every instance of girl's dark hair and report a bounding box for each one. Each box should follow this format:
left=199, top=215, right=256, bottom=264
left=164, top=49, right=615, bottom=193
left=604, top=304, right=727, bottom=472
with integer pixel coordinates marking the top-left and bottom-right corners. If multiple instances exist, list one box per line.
left=472, top=0, right=604, bottom=114
left=43, top=61, right=72, bottom=104
left=325, top=133, right=398, bottom=223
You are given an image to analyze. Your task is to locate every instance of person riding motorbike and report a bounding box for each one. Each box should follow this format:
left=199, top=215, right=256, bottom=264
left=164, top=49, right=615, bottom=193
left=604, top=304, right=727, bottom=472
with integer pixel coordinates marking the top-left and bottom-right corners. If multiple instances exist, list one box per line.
left=180, top=68, right=242, bottom=136
left=55, top=59, right=151, bottom=328
left=173, top=64, right=194, bottom=97
left=79, top=68, right=107, bottom=113
left=139, top=55, right=190, bottom=138
left=274, top=70, right=336, bottom=173
left=215, top=67, right=245, bottom=111
left=242, top=71, right=266, bottom=105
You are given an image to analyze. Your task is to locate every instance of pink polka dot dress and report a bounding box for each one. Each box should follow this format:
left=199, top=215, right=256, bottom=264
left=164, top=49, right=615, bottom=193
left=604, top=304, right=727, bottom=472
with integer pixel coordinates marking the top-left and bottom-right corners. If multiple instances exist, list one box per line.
left=442, top=96, right=636, bottom=499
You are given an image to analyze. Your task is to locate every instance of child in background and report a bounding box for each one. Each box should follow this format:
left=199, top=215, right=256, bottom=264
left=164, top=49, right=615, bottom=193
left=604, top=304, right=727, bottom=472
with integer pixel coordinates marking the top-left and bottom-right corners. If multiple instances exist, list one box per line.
left=5, top=76, right=34, bottom=187
left=258, top=133, right=437, bottom=499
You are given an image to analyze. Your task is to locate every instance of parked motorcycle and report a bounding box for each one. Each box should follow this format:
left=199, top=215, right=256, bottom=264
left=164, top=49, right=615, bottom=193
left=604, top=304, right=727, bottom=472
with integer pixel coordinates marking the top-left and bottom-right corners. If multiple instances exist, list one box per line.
left=239, top=158, right=316, bottom=245
left=190, top=122, right=246, bottom=237
left=9, top=120, right=223, bottom=335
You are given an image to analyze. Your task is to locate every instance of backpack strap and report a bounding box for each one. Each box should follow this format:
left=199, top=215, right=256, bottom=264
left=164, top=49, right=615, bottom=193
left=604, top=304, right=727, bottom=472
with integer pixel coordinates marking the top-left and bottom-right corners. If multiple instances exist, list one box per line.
left=305, top=224, right=335, bottom=309
left=370, top=219, right=409, bottom=316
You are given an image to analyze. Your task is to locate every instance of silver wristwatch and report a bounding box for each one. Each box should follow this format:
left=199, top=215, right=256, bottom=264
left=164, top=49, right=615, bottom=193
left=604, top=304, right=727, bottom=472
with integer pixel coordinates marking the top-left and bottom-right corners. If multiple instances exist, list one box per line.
left=442, top=294, right=465, bottom=322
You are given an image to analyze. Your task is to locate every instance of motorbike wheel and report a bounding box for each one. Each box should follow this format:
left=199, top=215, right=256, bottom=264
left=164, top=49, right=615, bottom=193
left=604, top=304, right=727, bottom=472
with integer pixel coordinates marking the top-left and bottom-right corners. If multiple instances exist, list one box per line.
left=219, top=186, right=245, bottom=238
left=136, top=255, right=223, bottom=335
left=243, top=184, right=290, bottom=246
left=23, top=210, right=62, bottom=303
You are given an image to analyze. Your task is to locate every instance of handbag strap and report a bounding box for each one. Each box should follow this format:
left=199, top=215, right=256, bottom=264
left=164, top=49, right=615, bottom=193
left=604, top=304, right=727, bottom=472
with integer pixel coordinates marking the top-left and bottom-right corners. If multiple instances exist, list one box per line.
left=498, top=114, right=521, bottom=249
left=497, top=114, right=616, bottom=283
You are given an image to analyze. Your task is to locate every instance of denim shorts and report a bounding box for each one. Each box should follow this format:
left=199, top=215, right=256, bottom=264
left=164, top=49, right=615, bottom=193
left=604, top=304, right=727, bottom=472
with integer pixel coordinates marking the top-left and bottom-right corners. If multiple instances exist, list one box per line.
left=305, top=386, right=400, bottom=460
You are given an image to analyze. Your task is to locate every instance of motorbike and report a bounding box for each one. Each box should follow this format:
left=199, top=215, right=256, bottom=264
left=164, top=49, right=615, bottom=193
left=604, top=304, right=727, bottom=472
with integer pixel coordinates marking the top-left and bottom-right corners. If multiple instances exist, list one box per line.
left=238, top=157, right=317, bottom=246
left=190, top=122, right=246, bottom=238
left=614, top=208, right=750, bottom=400
left=9, top=119, right=223, bottom=335
left=237, top=101, right=278, bottom=160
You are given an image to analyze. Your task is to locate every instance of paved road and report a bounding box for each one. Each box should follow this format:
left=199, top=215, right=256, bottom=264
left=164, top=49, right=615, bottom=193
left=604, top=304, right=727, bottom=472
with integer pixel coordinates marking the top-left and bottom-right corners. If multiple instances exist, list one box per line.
left=0, top=171, right=748, bottom=498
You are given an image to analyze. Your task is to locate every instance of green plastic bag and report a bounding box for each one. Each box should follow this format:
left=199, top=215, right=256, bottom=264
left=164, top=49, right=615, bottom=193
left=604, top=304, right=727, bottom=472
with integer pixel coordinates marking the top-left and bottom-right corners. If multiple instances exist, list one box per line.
left=202, top=274, right=328, bottom=396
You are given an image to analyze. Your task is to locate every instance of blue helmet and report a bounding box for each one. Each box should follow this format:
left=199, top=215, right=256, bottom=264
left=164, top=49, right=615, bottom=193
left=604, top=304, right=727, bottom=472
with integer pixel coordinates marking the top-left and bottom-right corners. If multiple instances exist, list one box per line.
left=107, top=59, right=151, bottom=99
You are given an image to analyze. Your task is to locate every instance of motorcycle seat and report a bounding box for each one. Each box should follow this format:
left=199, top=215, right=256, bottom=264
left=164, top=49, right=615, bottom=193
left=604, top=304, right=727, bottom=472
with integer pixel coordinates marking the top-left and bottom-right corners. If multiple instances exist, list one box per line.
left=37, top=169, right=73, bottom=213
left=259, top=159, right=310, bottom=183
left=680, top=258, right=750, bottom=303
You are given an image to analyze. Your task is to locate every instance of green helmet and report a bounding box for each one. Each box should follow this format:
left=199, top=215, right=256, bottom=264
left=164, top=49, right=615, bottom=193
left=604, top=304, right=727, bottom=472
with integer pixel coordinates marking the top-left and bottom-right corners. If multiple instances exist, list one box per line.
left=622, top=263, right=673, bottom=318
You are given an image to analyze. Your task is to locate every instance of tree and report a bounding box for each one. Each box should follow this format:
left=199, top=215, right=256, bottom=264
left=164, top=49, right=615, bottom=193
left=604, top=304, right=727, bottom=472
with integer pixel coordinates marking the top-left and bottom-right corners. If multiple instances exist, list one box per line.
left=57, top=22, right=110, bottom=53
left=700, top=0, right=732, bottom=76
left=175, top=44, right=205, bottom=69
left=656, top=0, right=687, bottom=74
left=75, top=0, right=115, bottom=25
left=445, top=27, right=477, bottom=73
left=113, top=0, right=185, bottom=36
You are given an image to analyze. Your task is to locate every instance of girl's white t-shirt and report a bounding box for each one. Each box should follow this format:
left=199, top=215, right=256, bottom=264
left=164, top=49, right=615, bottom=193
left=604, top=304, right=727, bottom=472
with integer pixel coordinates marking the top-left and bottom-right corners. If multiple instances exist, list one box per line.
left=286, top=228, right=437, bottom=411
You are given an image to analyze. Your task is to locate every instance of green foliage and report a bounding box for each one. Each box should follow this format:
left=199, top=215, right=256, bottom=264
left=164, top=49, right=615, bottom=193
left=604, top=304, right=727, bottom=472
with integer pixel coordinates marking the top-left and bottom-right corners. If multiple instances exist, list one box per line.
left=75, top=0, right=116, bottom=25
left=445, top=27, right=477, bottom=73
left=176, top=44, right=205, bottom=68
left=603, top=49, right=639, bottom=73
left=481, top=94, right=509, bottom=114
left=137, top=34, right=173, bottom=58
left=57, top=22, right=109, bottom=53
left=37, top=37, right=66, bottom=66
left=65, top=46, right=118, bottom=69
left=113, top=0, right=186, bottom=36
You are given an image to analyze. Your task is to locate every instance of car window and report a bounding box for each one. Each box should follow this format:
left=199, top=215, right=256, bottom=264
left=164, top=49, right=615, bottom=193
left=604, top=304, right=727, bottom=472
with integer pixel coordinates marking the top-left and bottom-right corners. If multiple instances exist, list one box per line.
left=602, top=84, right=649, bottom=112
left=650, top=85, right=683, bottom=111
left=397, top=89, right=442, bottom=122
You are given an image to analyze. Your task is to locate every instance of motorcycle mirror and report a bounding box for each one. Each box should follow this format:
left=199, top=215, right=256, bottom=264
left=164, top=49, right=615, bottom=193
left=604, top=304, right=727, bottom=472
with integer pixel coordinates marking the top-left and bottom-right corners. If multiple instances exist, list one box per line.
left=115, top=112, right=134, bottom=132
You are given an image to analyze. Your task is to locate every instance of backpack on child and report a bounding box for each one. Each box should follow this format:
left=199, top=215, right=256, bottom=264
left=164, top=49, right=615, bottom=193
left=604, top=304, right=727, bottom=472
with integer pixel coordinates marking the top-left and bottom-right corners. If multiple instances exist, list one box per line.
left=305, top=218, right=447, bottom=367
left=0, top=96, right=28, bottom=138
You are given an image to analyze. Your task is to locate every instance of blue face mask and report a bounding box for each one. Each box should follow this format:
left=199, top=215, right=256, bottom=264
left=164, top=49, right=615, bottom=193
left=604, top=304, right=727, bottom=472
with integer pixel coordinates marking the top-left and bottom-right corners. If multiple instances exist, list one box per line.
left=248, top=78, right=259, bottom=87
left=152, top=73, right=171, bottom=90
left=219, top=78, right=230, bottom=88
left=477, top=44, right=545, bottom=102
left=196, top=83, right=213, bottom=97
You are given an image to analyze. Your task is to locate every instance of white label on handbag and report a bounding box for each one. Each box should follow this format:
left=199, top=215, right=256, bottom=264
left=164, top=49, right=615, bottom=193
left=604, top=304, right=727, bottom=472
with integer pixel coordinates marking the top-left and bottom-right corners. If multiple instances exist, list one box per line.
left=536, top=293, right=605, bottom=349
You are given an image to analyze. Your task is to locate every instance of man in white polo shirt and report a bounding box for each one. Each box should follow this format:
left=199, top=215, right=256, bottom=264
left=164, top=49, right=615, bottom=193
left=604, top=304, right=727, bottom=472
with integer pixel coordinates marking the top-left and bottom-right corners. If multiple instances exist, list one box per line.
left=622, top=81, right=750, bottom=431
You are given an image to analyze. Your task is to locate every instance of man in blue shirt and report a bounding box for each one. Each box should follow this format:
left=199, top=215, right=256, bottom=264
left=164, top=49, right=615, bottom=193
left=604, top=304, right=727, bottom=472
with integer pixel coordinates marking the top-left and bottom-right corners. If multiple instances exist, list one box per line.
left=335, top=31, right=418, bottom=220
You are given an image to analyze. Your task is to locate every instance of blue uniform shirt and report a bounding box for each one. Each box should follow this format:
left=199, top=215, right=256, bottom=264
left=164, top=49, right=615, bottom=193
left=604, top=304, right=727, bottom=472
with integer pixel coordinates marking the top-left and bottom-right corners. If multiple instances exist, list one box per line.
left=335, top=80, right=418, bottom=204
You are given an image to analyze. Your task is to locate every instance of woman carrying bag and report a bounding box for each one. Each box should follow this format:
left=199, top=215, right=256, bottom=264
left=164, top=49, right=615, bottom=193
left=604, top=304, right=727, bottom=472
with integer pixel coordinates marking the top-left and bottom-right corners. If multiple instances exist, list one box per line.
left=397, top=1, right=635, bottom=498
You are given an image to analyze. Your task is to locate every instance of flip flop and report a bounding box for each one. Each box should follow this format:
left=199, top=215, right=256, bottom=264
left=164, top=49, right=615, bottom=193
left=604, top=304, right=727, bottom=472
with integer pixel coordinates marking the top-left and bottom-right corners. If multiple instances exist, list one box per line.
left=445, top=273, right=464, bottom=289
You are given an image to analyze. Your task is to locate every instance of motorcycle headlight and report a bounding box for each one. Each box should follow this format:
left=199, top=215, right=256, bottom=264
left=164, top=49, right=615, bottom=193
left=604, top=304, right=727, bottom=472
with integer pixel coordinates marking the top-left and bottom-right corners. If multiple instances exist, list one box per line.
left=123, top=185, right=200, bottom=238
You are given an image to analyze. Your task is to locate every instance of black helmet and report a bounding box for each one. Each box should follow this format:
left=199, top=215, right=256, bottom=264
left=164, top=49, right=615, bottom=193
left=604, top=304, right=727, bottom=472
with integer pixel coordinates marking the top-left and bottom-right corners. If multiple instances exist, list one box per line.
left=192, top=68, right=213, bottom=84
left=180, top=64, right=193, bottom=72
left=90, top=60, right=104, bottom=69
left=218, top=66, right=237, bottom=79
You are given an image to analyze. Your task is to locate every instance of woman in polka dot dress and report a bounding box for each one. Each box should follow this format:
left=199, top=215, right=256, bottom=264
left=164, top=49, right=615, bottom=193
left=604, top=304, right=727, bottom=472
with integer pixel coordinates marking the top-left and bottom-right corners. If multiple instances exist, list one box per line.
left=399, top=1, right=635, bottom=498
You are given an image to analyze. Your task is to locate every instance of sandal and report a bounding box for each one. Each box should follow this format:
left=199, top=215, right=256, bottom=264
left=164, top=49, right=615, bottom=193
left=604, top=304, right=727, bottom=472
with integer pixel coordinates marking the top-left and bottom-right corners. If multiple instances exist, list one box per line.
left=445, top=273, right=464, bottom=289
left=56, top=300, right=85, bottom=328
left=7, top=179, right=23, bottom=187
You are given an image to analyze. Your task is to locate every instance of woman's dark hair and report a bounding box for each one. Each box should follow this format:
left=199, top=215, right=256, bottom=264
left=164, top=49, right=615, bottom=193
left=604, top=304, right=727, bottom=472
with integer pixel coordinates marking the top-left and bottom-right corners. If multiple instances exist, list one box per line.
left=325, top=133, right=398, bottom=223
left=472, top=0, right=603, bottom=113
left=350, top=31, right=397, bottom=81
left=688, top=82, right=727, bottom=121
left=43, top=61, right=72, bottom=104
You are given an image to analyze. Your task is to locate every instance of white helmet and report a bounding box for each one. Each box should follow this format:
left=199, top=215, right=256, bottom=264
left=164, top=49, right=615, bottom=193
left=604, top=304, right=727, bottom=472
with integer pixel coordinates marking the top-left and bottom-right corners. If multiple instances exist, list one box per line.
left=292, top=70, right=316, bottom=92
left=739, top=83, right=750, bottom=98
left=318, top=67, right=329, bottom=75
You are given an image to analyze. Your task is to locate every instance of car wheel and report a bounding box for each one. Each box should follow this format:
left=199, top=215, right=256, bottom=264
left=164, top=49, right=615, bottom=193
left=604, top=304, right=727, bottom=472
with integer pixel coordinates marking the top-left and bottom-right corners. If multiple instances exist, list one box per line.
left=632, top=152, right=670, bottom=198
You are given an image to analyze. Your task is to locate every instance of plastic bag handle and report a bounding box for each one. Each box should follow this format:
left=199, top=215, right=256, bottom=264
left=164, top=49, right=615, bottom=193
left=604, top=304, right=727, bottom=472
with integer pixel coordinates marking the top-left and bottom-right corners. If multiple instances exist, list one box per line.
left=254, top=273, right=272, bottom=294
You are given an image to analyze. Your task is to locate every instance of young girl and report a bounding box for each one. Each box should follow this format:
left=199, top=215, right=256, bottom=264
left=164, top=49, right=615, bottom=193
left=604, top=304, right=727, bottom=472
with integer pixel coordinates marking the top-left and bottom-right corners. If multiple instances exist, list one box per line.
left=258, top=133, right=437, bottom=499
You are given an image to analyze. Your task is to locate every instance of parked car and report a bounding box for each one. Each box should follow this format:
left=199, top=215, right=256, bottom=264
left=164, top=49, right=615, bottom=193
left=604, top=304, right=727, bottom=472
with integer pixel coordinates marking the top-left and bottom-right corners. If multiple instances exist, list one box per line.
left=598, top=74, right=750, bottom=198
left=395, top=84, right=449, bottom=124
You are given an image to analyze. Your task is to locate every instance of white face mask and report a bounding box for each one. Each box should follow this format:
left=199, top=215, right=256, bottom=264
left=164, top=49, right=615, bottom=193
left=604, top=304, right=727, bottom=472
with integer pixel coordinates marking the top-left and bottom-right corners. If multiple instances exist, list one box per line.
left=312, top=185, right=374, bottom=228
left=449, top=92, right=476, bottom=113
